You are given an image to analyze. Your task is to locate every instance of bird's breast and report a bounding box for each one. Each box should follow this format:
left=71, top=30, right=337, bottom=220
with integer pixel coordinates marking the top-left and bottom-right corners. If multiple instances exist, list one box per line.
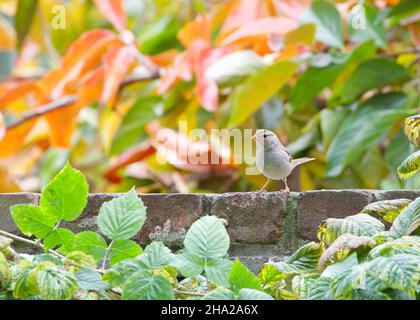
left=256, top=148, right=293, bottom=180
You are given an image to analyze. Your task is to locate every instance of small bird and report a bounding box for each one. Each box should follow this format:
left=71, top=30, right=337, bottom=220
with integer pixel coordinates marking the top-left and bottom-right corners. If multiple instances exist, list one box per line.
left=252, top=129, right=315, bottom=192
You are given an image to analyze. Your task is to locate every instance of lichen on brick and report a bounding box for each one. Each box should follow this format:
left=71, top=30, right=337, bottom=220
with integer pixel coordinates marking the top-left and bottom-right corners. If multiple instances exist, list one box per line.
left=148, top=219, right=186, bottom=249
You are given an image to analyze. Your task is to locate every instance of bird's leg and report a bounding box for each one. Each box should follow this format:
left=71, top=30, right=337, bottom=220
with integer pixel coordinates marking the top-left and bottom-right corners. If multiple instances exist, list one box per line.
left=282, top=179, right=290, bottom=192
left=259, top=178, right=271, bottom=192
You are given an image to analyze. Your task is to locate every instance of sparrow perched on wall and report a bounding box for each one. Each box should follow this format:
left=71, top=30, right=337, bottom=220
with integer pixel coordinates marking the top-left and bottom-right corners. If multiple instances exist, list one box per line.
left=252, top=130, right=315, bottom=192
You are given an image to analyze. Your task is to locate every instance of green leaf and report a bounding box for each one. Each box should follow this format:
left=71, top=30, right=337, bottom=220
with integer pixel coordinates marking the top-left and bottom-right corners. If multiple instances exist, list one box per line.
left=75, top=268, right=110, bottom=291
left=170, top=251, right=205, bottom=277
left=368, top=236, right=420, bottom=259
left=111, top=97, right=160, bottom=155
left=318, top=234, right=375, bottom=271
left=15, top=0, right=38, bottom=48
left=404, top=115, right=420, bottom=148
left=36, top=265, right=77, bottom=300
left=348, top=3, right=386, bottom=48
left=206, top=50, right=266, bottom=87
left=255, top=97, right=284, bottom=130
left=122, top=270, right=174, bottom=300
left=303, top=0, right=343, bottom=48
left=273, top=242, right=323, bottom=274
left=103, top=258, right=147, bottom=287
left=368, top=254, right=420, bottom=296
left=72, top=232, right=107, bottom=262
left=205, top=258, right=233, bottom=287
left=43, top=228, right=75, bottom=251
left=258, top=264, right=287, bottom=286
left=139, top=241, right=172, bottom=269
left=98, top=188, right=147, bottom=240
left=350, top=289, right=391, bottom=300
left=238, top=288, right=274, bottom=300
left=325, top=93, right=409, bottom=177
left=398, top=150, right=420, bottom=180
left=318, top=214, right=385, bottom=245
left=385, top=129, right=412, bottom=172
left=320, top=107, right=350, bottom=149
left=291, top=273, right=319, bottom=300
left=39, top=148, right=69, bottom=189
left=65, top=251, right=97, bottom=268
left=341, top=59, right=408, bottom=103
left=387, top=0, right=420, bottom=27
left=389, top=198, right=420, bottom=237
left=361, top=199, right=412, bottom=223
left=13, top=267, right=39, bottom=299
left=10, top=204, right=55, bottom=239
left=0, top=252, right=11, bottom=283
left=228, top=61, right=297, bottom=127
left=40, top=162, right=88, bottom=221
left=183, top=215, right=229, bottom=260
left=109, top=239, right=142, bottom=266
left=229, top=259, right=261, bottom=293
left=203, top=287, right=235, bottom=300
left=291, top=64, right=343, bottom=111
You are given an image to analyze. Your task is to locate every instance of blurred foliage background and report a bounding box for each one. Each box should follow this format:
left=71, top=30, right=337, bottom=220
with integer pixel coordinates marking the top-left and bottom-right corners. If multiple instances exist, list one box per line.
left=0, top=0, right=419, bottom=194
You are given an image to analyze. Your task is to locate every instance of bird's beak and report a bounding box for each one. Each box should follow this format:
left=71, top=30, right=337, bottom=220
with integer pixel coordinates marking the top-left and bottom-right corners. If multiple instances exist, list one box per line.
left=251, top=134, right=256, bottom=141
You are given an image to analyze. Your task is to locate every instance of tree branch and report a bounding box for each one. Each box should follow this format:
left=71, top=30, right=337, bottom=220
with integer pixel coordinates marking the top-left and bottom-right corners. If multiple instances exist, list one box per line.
left=380, top=47, right=420, bottom=59
left=5, top=73, right=160, bottom=130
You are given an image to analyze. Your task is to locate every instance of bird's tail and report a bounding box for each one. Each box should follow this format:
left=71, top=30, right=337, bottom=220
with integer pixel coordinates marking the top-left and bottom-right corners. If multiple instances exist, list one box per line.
left=292, top=157, right=315, bottom=168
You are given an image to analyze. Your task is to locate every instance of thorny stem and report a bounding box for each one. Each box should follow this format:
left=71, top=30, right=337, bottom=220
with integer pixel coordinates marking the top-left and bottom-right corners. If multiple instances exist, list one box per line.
left=0, top=229, right=104, bottom=273
left=101, top=240, right=114, bottom=271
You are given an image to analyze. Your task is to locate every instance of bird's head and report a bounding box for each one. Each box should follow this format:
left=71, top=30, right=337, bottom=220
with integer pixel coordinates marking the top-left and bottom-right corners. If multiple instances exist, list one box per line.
left=251, top=129, right=280, bottom=147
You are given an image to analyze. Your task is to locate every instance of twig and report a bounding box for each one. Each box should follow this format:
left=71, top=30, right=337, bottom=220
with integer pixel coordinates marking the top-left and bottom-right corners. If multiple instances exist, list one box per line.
left=101, top=240, right=114, bottom=271
left=0, top=229, right=103, bottom=272
left=5, top=73, right=160, bottom=130
left=174, top=289, right=205, bottom=297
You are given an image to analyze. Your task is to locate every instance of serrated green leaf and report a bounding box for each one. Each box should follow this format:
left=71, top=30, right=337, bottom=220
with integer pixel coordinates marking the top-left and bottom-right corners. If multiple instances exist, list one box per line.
left=75, top=268, right=110, bottom=291
left=228, top=61, right=297, bottom=127
left=98, top=188, right=146, bottom=240
left=291, top=273, right=319, bottom=300
left=72, top=232, right=107, bottom=262
left=184, top=216, right=229, bottom=260
left=103, top=258, right=147, bottom=287
left=122, top=270, right=174, bottom=300
left=40, top=162, right=88, bottom=221
left=273, top=242, right=323, bottom=274
left=318, top=214, right=385, bottom=245
left=229, top=259, right=261, bottom=293
left=65, top=251, right=97, bottom=268
left=10, top=204, right=56, bottom=239
left=139, top=241, right=172, bottom=269
left=389, top=198, right=420, bottom=237
left=13, top=267, right=39, bottom=299
left=109, top=239, right=142, bottom=266
left=367, top=254, right=420, bottom=296
left=303, top=0, right=343, bottom=48
left=0, top=252, right=11, bottom=283
left=43, top=228, right=75, bottom=251
left=36, top=266, right=77, bottom=300
left=205, top=258, right=233, bottom=287
left=170, top=251, right=205, bottom=277
left=362, top=199, right=412, bottom=223
left=368, top=236, right=420, bottom=259
left=318, top=234, right=375, bottom=271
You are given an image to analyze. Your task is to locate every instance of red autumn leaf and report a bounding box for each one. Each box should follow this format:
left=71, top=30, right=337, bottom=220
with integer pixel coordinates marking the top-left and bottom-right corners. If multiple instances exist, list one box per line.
left=92, top=0, right=127, bottom=32
left=101, top=44, right=136, bottom=107
left=221, top=17, right=298, bottom=46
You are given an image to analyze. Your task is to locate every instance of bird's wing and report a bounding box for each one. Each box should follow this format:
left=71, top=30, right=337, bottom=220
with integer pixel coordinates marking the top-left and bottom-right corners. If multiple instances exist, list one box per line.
left=279, top=144, right=292, bottom=162
left=292, top=157, right=315, bottom=168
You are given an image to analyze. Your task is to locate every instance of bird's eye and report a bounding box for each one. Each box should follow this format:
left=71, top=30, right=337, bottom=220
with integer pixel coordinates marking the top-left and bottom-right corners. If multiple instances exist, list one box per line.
left=263, top=134, right=267, bottom=138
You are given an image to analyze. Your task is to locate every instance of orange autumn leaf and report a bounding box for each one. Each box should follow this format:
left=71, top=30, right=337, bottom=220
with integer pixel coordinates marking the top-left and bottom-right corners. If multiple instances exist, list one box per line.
left=40, top=29, right=121, bottom=98
left=76, top=67, right=105, bottom=108
left=0, top=119, right=37, bottom=157
left=0, top=80, right=41, bottom=110
left=177, top=14, right=212, bottom=48
left=221, top=17, right=298, bottom=46
left=101, top=44, right=136, bottom=107
left=93, top=0, right=127, bottom=32
left=44, top=103, right=81, bottom=148
left=0, top=112, right=5, bottom=140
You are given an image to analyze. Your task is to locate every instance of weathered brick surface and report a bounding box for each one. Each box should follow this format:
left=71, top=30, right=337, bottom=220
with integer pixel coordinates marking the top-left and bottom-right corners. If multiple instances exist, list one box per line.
left=209, top=192, right=287, bottom=244
left=373, top=190, right=420, bottom=201
left=297, top=190, right=375, bottom=240
left=0, top=193, right=39, bottom=233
